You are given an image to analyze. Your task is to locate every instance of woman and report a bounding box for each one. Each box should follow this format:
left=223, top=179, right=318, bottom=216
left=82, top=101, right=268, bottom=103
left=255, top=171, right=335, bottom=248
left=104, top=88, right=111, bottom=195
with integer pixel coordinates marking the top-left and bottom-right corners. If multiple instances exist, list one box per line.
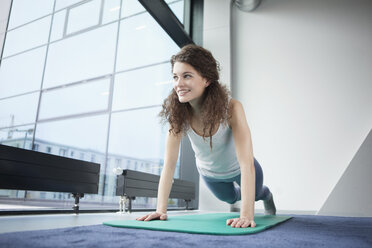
left=137, top=44, right=276, bottom=228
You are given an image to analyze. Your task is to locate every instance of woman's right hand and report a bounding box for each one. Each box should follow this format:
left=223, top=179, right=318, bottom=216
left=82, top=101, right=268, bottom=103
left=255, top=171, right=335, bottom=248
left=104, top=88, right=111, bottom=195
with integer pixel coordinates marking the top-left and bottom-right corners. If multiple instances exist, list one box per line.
left=136, top=212, right=168, bottom=221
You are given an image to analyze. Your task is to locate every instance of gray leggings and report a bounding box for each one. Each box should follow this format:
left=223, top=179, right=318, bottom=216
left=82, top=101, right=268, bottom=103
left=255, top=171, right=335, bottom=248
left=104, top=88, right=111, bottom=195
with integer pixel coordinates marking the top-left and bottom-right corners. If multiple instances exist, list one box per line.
left=201, top=158, right=271, bottom=204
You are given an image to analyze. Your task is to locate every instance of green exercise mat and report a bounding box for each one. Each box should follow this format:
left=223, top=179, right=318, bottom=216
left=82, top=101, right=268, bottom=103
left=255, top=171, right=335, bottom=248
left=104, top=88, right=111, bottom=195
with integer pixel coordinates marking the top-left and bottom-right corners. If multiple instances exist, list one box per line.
left=103, top=213, right=292, bottom=235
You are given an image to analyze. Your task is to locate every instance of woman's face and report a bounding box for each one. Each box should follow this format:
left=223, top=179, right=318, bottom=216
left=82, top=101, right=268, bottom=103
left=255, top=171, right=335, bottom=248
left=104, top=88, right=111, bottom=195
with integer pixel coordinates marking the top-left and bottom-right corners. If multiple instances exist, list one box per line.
left=172, top=62, right=210, bottom=105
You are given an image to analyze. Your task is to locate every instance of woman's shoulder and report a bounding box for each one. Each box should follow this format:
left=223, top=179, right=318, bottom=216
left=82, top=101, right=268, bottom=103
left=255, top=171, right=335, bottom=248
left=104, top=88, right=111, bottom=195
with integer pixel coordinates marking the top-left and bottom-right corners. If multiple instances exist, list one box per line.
left=227, top=98, right=245, bottom=127
left=228, top=98, right=244, bottom=112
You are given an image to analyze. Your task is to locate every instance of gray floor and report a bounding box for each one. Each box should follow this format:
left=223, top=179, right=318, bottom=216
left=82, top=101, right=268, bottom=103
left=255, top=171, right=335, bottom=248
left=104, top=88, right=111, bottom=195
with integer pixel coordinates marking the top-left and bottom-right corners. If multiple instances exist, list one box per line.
left=1, top=212, right=371, bottom=248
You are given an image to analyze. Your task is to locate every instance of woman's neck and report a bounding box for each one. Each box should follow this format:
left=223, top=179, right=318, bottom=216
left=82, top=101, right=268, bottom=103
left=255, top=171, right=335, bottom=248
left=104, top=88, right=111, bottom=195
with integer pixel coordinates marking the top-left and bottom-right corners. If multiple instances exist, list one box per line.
left=190, top=104, right=202, bottom=121
left=189, top=97, right=203, bottom=116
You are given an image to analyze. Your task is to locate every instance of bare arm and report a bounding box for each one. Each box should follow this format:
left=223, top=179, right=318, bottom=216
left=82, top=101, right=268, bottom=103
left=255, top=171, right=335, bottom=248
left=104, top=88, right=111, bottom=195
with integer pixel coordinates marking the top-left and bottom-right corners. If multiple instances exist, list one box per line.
left=156, top=129, right=182, bottom=213
left=137, top=128, right=182, bottom=221
left=226, top=99, right=256, bottom=228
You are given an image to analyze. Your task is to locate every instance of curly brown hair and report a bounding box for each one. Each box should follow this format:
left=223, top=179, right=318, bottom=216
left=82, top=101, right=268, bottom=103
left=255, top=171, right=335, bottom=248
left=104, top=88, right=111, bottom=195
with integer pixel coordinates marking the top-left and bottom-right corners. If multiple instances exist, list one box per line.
left=159, top=44, right=231, bottom=149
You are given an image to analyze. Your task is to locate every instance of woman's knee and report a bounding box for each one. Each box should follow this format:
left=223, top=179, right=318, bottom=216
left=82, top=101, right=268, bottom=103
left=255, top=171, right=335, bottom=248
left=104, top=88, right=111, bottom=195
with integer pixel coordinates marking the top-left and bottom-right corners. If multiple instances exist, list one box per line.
left=216, top=194, right=237, bottom=204
left=212, top=188, right=239, bottom=204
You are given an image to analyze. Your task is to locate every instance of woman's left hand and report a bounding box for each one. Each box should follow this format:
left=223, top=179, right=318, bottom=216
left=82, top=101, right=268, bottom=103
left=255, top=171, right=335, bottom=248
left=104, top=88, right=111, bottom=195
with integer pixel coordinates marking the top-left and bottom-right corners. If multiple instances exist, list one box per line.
left=226, top=217, right=256, bottom=228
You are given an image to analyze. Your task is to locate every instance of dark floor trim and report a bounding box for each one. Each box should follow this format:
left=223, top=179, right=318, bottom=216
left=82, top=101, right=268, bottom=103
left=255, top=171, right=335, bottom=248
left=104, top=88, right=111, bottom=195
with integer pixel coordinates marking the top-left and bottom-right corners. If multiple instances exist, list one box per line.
left=0, top=207, right=195, bottom=216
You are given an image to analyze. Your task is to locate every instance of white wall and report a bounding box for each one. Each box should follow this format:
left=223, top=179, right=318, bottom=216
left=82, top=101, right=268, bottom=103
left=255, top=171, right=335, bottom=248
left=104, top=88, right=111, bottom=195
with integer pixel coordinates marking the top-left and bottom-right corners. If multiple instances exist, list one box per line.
left=201, top=0, right=372, bottom=214
left=199, top=0, right=232, bottom=212
left=231, top=0, right=372, bottom=213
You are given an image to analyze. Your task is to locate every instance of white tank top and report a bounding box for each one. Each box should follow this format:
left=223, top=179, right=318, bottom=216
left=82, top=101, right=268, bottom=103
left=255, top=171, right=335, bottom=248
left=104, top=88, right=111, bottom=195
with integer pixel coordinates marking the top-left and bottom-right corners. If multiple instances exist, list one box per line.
left=186, top=122, right=241, bottom=179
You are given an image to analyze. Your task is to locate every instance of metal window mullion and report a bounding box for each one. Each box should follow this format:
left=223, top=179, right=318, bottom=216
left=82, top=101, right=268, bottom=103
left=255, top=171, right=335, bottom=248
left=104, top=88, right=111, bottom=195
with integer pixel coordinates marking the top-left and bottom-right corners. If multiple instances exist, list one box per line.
left=98, top=0, right=104, bottom=26
left=183, top=0, right=191, bottom=35
left=0, top=58, right=169, bottom=101
left=0, top=44, right=48, bottom=61
left=5, top=0, right=95, bottom=33
left=62, top=3, right=69, bottom=37
left=63, top=0, right=102, bottom=38
left=138, top=0, right=193, bottom=47
left=101, top=0, right=123, bottom=200
left=41, top=74, right=112, bottom=93
left=0, top=122, right=36, bottom=131
left=0, top=90, right=40, bottom=101
left=111, top=104, right=163, bottom=115
left=114, top=60, right=170, bottom=75
left=0, top=0, right=13, bottom=64
left=1, top=9, right=150, bottom=61
left=31, top=0, right=57, bottom=149
left=37, top=109, right=109, bottom=124
left=6, top=13, right=52, bottom=33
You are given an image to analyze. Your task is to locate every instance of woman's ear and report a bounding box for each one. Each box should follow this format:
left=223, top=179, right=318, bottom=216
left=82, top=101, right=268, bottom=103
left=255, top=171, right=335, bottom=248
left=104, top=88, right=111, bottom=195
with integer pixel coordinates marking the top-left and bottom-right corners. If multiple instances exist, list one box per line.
left=205, top=81, right=211, bottom=87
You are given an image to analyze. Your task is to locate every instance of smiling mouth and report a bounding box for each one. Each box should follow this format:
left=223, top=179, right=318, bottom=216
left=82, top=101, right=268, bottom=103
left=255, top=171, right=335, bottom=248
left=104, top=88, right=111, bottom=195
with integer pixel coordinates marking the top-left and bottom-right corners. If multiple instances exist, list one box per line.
left=177, top=89, right=191, bottom=96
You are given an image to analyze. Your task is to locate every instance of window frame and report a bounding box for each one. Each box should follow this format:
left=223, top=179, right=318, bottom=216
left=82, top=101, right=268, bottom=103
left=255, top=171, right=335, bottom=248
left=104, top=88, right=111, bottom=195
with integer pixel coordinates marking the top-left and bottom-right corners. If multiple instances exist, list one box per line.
left=0, top=0, right=204, bottom=214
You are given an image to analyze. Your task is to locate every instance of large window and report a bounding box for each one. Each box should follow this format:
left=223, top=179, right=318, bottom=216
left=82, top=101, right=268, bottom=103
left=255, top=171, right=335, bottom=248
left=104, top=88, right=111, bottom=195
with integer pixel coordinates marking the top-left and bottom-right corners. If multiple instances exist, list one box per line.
left=0, top=0, right=185, bottom=211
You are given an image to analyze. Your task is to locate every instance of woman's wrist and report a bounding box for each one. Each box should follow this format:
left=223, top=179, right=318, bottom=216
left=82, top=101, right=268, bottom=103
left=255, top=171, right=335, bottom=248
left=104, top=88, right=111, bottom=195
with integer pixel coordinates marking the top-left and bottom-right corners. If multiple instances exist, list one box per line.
left=240, top=214, right=254, bottom=220
left=240, top=207, right=254, bottom=219
left=156, top=208, right=167, bottom=214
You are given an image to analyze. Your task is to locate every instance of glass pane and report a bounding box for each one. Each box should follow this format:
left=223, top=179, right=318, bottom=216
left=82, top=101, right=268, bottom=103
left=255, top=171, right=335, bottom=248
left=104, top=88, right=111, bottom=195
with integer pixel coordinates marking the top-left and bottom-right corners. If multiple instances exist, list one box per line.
left=102, top=0, right=121, bottom=24
left=108, top=107, right=167, bottom=174
left=0, top=124, right=34, bottom=150
left=0, top=93, right=39, bottom=128
left=44, top=22, right=117, bottom=88
left=66, top=0, right=101, bottom=35
left=8, top=0, right=54, bottom=29
left=121, top=0, right=146, bottom=18
left=39, top=78, right=110, bottom=120
left=167, top=0, right=184, bottom=23
left=35, top=114, right=108, bottom=158
left=116, top=12, right=179, bottom=71
left=55, top=0, right=85, bottom=11
left=2, top=16, right=51, bottom=57
left=113, top=63, right=173, bottom=111
left=0, top=46, right=46, bottom=99
left=50, top=10, right=66, bottom=42
left=30, top=114, right=109, bottom=206
left=108, top=107, right=179, bottom=207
